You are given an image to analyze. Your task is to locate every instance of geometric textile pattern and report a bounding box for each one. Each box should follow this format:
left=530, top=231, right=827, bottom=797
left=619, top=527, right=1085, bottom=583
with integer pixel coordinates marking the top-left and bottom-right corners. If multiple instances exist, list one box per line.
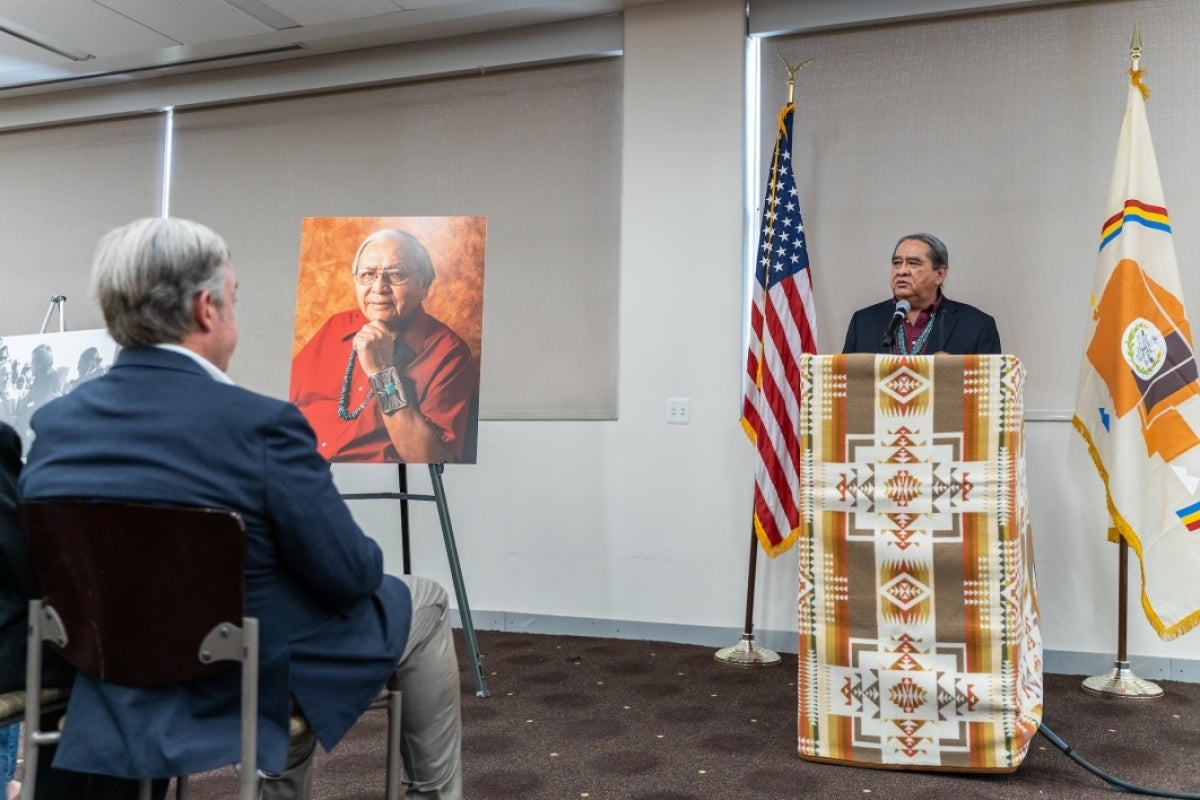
left=797, top=354, right=1043, bottom=772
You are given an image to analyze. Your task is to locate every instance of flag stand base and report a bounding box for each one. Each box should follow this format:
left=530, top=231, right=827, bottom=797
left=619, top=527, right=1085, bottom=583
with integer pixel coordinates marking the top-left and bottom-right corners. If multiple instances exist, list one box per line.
left=1080, top=661, right=1163, bottom=699
left=714, top=633, right=782, bottom=668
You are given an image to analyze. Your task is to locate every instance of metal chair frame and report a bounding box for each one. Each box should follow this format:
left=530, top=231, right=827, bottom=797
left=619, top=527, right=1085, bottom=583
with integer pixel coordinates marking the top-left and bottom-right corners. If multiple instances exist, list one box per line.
left=17, top=499, right=404, bottom=800
left=18, top=501, right=259, bottom=800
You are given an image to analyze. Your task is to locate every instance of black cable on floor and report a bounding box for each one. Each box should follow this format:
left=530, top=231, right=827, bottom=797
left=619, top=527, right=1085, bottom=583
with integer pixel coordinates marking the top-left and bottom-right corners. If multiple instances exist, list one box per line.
left=1039, top=723, right=1200, bottom=798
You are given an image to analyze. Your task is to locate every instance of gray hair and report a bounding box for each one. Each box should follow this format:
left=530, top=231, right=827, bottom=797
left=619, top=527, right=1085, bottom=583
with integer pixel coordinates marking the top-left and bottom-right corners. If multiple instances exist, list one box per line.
left=351, top=228, right=435, bottom=289
left=92, top=217, right=231, bottom=347
left=894, top=233, right=949, bottom=271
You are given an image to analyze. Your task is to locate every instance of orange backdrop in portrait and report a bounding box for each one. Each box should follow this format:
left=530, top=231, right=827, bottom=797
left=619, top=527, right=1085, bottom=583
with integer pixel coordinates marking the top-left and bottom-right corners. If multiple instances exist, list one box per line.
left=293, top=216, right=486, bottom=359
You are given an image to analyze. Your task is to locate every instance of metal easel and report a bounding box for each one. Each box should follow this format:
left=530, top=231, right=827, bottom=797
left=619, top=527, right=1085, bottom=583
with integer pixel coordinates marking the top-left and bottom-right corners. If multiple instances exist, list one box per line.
left=39, top=295, right=67, bottom=333
left=343, top=463, right=489, bottom=697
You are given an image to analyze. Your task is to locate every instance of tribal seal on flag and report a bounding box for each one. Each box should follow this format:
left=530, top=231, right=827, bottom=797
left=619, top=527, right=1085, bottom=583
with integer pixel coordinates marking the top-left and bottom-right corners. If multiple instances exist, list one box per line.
left=1074, top=73, right=1200, bottom=640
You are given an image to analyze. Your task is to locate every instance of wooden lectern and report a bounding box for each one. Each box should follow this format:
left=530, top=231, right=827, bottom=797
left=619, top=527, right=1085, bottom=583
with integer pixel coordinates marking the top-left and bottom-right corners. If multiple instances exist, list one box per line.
left=795, top=354, right=1042, bottom=772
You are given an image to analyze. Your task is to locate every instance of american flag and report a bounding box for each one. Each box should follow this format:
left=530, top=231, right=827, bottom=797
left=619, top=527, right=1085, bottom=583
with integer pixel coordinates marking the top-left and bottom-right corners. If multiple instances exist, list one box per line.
left=742, top=102, right=817, bottom=557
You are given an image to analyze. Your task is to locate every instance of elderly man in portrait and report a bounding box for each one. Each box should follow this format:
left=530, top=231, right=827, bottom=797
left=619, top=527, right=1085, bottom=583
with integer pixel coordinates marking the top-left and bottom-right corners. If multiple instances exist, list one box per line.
left=290, top=228, right=476, bottom=464
left=842, top=232, right=1001, bottom=356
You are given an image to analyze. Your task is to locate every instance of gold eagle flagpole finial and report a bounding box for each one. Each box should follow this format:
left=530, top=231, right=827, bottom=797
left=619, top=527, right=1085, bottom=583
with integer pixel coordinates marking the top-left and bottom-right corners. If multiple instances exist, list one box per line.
left=1129, top=24, right=1150, bottom=99
left=778, top=55, right=812, bottom=104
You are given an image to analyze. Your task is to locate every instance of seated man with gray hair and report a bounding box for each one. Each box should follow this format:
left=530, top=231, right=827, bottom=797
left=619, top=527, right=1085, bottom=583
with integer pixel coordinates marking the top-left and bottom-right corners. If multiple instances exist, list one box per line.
left=19, top=217, right=463, bottom=800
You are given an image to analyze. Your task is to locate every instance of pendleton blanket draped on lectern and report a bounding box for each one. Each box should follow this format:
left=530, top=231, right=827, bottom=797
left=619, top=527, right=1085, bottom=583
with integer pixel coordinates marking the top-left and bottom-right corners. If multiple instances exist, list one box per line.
left=796, top=354, right=1043, bottom=772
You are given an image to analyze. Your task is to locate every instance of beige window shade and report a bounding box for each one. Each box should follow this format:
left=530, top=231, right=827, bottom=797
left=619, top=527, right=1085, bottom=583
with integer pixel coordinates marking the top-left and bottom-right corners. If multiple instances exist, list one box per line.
left=170, top=57, right=623, bottom=420
left=0, top=114, right=164, bottom=336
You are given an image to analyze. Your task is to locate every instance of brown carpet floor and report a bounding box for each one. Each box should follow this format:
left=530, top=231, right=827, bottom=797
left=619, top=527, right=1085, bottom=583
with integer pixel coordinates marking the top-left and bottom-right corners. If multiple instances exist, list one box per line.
left=176, top=629, right=1200, bottom=799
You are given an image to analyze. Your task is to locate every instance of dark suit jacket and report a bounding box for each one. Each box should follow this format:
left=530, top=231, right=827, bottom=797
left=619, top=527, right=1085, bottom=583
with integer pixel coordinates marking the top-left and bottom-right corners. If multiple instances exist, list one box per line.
left=842, top=296, right=1002, bottom=355
left=0, top=421, right=75, bottom=695
left=0, top=421, right=25, bottom=693
left=18, top=347, right=412, bottom=780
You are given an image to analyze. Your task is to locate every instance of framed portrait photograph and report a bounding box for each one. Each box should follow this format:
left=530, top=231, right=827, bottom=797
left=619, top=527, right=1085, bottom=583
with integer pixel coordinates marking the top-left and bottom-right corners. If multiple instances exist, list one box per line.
left=289, top=216, right=486, bottom=465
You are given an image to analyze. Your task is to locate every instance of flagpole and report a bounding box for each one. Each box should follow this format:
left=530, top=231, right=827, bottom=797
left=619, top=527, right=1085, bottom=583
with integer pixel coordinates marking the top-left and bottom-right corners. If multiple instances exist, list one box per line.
left=1082, top=537, right=1162, bottom=698
left=714, top=525, right=782, bottom=667
left=716, top=54, right=812, bottom=669
left=1080, top=25, right=1162, bottom=700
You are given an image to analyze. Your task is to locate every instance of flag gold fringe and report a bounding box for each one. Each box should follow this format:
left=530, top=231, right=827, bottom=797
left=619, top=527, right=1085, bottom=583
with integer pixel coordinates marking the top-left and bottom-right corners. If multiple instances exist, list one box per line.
left=753, top=514, right=799, bottom=559
left=1129, top=68, right=1151, bottom=100
left=776, top=102, right=795, bottom=136
left=742, top=419, right=802, bottom=558
left=741, top=417, right=757, bottom=445
left=1073, top=415, right=1200, bottom=641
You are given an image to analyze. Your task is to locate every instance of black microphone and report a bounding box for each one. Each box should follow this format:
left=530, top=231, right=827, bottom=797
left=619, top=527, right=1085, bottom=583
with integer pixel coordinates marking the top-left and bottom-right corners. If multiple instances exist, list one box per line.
left=881, top=299, right=911, bottom=348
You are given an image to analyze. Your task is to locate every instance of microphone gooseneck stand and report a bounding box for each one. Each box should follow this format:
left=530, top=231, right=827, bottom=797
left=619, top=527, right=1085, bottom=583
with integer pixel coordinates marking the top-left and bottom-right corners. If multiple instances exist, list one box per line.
left=881, top=299, right=911, bottom=349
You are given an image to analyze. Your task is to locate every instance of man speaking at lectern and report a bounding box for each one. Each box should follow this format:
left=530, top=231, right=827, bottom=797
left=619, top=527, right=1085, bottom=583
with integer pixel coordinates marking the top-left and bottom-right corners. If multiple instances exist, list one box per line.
left=842, top=233, right=1001, bottom=355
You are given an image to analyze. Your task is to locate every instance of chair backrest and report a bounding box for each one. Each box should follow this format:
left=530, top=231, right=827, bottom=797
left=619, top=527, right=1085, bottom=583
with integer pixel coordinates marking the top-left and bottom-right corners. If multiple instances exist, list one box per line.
left=19, top=500, right=247, bottom=687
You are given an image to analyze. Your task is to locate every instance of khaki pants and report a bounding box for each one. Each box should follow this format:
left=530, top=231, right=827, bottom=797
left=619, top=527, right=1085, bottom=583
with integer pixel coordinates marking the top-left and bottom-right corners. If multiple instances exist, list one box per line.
left=265, top=576, right=463, bottom=800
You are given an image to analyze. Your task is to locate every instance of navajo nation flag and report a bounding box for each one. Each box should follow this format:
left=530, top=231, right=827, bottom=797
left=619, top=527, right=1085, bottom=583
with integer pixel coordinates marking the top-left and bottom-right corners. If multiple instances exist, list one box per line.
left=1074, top=70, right=1200, bottom=640
left=742, top=103, right=818, bottom=557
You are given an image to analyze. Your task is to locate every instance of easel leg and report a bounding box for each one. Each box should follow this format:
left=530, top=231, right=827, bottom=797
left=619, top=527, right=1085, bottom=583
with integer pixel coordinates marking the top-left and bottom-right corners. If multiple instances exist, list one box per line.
left=429, top=463, right=489, bottom=697
left=397, top=464, right=411, bottom=575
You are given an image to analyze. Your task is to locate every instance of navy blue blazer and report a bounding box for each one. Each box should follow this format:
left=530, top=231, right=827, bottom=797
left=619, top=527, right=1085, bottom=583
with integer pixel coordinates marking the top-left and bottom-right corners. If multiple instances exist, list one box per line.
left=842, top=297, right=1001, bottom=355
left=0, top=421, right=73, bottom=694
left=0, top=421, right=44, bottom=695
left=0, top=421, right=26, bottom=693
left=19, top=347, right=412, bottom=779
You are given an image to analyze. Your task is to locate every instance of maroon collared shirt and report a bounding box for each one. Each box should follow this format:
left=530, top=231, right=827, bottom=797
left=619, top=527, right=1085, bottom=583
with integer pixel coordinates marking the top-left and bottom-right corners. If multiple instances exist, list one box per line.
left=898, top=293, right=942, bottom=354
left=289, top=306, right=474, bottom=462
